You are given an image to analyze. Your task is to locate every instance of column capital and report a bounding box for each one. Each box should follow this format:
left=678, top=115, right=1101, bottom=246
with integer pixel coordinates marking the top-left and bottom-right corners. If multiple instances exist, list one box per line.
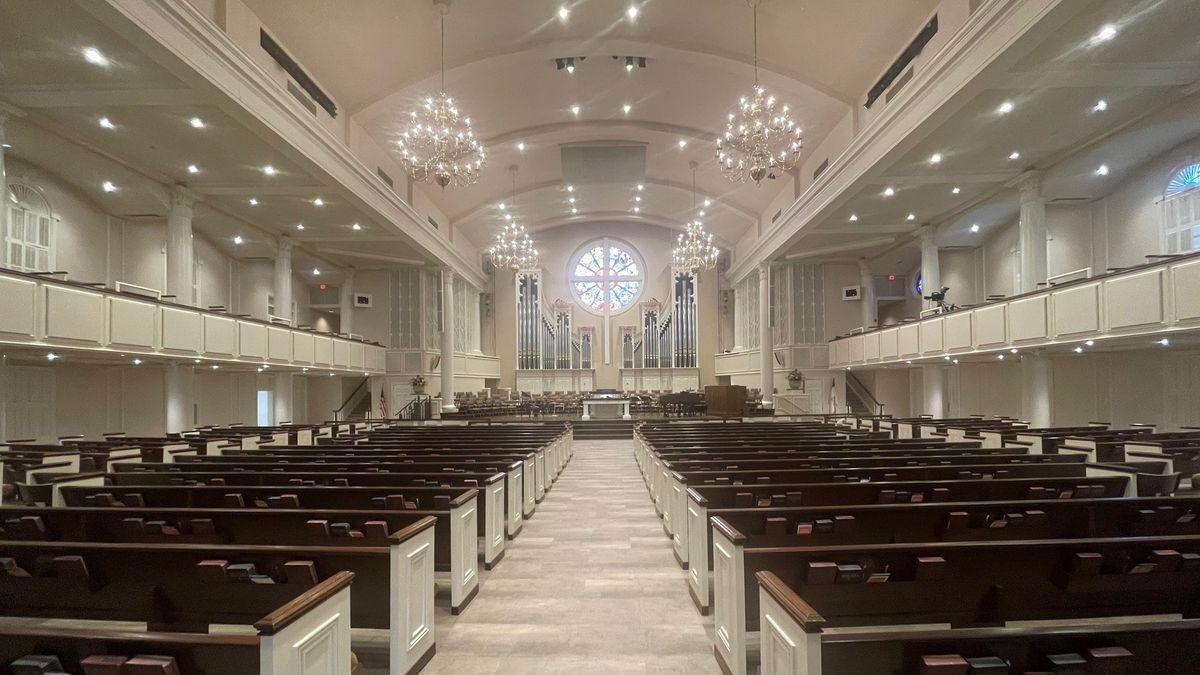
left=170, top=184, right=198, bottom=209
left=757, top=262, right=772, bottom=277
left=343, top=265, right=356, bottom=280
left=1007, top=170, right=1043, bottom=198
left=277, top=235, right=294, bottom=255
left=858, top=258, right=872, bottom=275
left=442, top=266, right=456, bottom=283
left=917, top=225, right=938, bottom=246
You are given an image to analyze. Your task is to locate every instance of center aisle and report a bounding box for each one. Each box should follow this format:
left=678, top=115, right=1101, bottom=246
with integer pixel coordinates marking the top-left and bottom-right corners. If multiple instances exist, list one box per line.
left=422, top=437, right=721, bottom=674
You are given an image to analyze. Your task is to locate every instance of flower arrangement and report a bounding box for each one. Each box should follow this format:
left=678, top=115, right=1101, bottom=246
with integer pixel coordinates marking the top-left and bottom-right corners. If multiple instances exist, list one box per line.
left=411, top=375, right=427, bottom=391
left=786, top=369, right=805, bottom=390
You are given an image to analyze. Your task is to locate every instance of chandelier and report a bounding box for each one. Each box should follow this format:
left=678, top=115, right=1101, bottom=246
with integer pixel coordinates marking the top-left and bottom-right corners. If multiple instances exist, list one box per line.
left=716, top=1, right=803, bottom=185
left=396, top=2, right=485, bottom=189
left=673, top=163, right=719, bottom=273
left=489, top=166, right=540, bottom=271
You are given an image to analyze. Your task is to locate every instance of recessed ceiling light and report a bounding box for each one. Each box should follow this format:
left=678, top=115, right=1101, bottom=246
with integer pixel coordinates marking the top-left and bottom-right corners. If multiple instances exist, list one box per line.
left=211, top=364, right=219, bottom=370
left=906, top=213, right=916, bottom=221
left=83, top=47, right=108, bottom=66
left=132, top=358, right=143, bottom=365
left=953, top=359, right=959, bottom=364
left=257, top=367, right=264, bottom=373
left=1096, top=164, right=1110, bottom=176
left=930, top=153, right=943, bottom=164
left=569, top=197, right=576, bottom=204
left=1158, top=338, right=1170, bottom=346
left=952, top=186, right=961, bottom=194
left=848, top=214, right=859, bottom=222
left=263, top=165, right=277, bottom=176
left=970, top=223, right=980, bottom=233
left=570, top=104, right=581, bottom=116
left=249, top=198, right=258, bottom=206
left=295, top=223, right=305, bottom=230
left=622, top=103, right=632, bottom=115
left=1, top=144, right=10, bottom=149
left=233, top=235, right=244, bottom=245
left=517, top=142, right=526, bottom=151
left=883, top=186, right=895, bottom=197
left=313, top=197, right=325, bottom=206
left=352, top=223, right=362, bottom=230
left=102, top=181, right=117, bottom=193
left=1092, top=99, right=1108, bottom=113
left=1085, top=340, right=1095, bottom=347
left=944, top=356, right=951, bottom=361
left=698, top=209, right=706, bottom=216
left=1010, top=348, right=1018, bottom=354
left=46, top=352, right=60, bottom=361
left=1094, top=24, right=1118, bottom=43
left=633, top=206, right=640, bottom=213
left=558, top=6, right=570, bottom=20
left=99, top=117, right=115, bottom=130
left=1074, top=346, right=1084, bottom=353
left=186, top=164, right=200, bottom=174
left=627, top=5, right=639, bottom=19
left=678, top=138, right=688, bottom=148
left=566, top=63, right=575, bottom=74
left=1008, top=151, right=1021, bottom=160
left=498, top=202, right=506, bottom=210
left=634, top=196, right=641, bottom=202
left=636, top=184, right=644, bottom=191
left=312, top=268, right=321, bottom=276
left=566, top=185, right=574, bottom=192
left=997, top=100, right=1015, bottom=114
left=504, top=213, right=512, bottom=221
left=703, top=198, right=711, bottom=207
left=571, top=207, right=578, bottom=214
left=997, top=354, right=1005, bottom=360
left=189, top=117, right=205, bottom=129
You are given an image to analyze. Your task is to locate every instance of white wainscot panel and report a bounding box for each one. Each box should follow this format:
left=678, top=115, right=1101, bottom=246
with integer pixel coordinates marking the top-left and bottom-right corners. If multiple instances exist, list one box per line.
left=974, top=304, right=1007, bottom=347
left=333, top=339, right=350, bottom=368
left=1052, top=283, right=1101, bottom=337
left=107, top=297, right=156, bottom=350
left=835, top=339, right=848, bottom=366
left=848, top=335, right=864, bottom=363
left=1106, top=269, right=1165, bottom=331
left=879, top=328, right=899, bottom=359
left=944, top=312, right=972, bottom=350
left=920, top=317, right=944, bottom=354
left=203, top=315, right=237, bottom=357
left=44, top=285, right=103, bottom=345
left=0, top=276, right=37, bottom=338
left=350, top=342, right=365, bottom=369
left=239, top=322, right=267, bottom=359
left=864, top=332, right=880, bottom=361
left=292, top=333, right=315, bottom=365
left=161, top=307, right=202, bottom=354
left=267, top=327, right=292, bottom=362
left=1173, top=260, right=1200, bottom=324
left=1010, top=296, right=1049, bottom=343
left=314, top=336, right=333, bottom=366
left=898, top=324, right=920, bottom=357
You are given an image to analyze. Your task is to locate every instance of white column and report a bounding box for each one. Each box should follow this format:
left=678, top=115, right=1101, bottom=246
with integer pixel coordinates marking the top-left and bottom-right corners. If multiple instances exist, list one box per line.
left=1020, top=350, right=1052, bottom=427
left=858, top=259, right=877, bottom=330
left=440, top=267, right=458, bottom=412
left=165, top=186, right=196, bottom=305
left=273, top=236, right=293, bottom=322
left=339, top=267, right=355, bottom=335
left=164, top=362, right=193, bottom=433
left=1015, top=171, right=1047, bottom=294
left=918, top=225, right=940, bottom=310
left=758, top=263, right=773, bottom=409
left=273, top=372, right=294, bottom=424
left=922, top=365, right=945, bottom=418
left=0, top=114, right=9, bottom=264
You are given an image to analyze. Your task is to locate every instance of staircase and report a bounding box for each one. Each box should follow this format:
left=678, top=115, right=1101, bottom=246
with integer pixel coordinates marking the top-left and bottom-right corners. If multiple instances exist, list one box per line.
left=845, top=371, right=883, bottom=417
left=572, top=419, right=636, bottom=440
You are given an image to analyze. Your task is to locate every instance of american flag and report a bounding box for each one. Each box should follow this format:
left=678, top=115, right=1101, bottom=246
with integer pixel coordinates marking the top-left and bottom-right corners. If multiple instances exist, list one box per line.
left=378, top=390, right=389, bottom=419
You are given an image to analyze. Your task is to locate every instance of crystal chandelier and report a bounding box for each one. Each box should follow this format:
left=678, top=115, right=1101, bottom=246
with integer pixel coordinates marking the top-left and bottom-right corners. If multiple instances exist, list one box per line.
left=489, top=166, right=540, bottom=271
left=396, top=2, right=485, bottom=189
left=716, top=1, right=803, bottom=185
left=673, top=164, right=719, bottom=273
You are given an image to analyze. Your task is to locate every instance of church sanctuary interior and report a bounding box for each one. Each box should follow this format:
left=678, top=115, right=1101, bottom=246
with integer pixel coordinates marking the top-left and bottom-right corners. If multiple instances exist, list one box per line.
left=5, top=0, right=1200, bottom=673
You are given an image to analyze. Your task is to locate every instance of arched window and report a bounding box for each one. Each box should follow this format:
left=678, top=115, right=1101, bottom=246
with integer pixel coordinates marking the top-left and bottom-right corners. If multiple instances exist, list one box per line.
left=569, top=238, right=644, bottom=316
left=5, top=184, right=55, bottom=273
left=1164, top=163, right=1200, bottom=254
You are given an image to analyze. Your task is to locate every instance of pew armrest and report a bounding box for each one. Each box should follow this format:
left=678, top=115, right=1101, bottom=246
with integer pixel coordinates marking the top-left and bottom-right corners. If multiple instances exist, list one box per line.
left=756, top=571, right=826, bottom=634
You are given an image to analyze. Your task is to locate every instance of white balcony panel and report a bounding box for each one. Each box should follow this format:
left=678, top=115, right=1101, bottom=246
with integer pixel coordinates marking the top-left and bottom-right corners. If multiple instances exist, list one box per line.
left=1106, top=269, right=1165, bottom=331
left=107, top=297, right=157, bottom=350
left=945, top=312, right=972, bottom=351
left=203, top=315, right=237, bottom=357
left=864, top=332, right=880, bottom=361
left=1173, top=260, right=1200, bottom=324
left=44, top=285, right=103, bottom=345
left=0, top=276, right=37, bottom=338
left=314, top=335, right=333, bottom=366
left=239, top=322, right=267, bottom=360
left=1052, top=283, right=1101, bottom=337
left=350, top=342, right=366, bottom=369
left=974, top=304, right=1007, bottom=347
left=899, top=324, right=920, bottom=357
left=879, top=328, right=899, bottom=360
left=1010, top=296, right=1049, bottom=343
left=920, top=317, right=944, bottom=354
left=333, top=339, right=350, bottom=368
left=161, top=307, right=202, bottom=354
left=292, top=332, right=314, bottom=365
left=267, top=327, right=292, bottom=362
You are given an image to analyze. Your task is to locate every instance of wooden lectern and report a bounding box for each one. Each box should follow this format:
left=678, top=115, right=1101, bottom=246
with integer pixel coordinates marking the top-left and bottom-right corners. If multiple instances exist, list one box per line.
left=705, top=385, right=747, bottom=419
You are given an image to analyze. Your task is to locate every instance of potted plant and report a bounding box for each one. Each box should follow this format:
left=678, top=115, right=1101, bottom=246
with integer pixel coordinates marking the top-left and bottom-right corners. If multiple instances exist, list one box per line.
left=411, top=374, right=427, bottom=395
left=786, top=369, right=805, bottom=391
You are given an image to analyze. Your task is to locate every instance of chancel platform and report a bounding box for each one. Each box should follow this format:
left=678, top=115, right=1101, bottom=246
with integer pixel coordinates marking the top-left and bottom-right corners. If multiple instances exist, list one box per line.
left=580, top=397, right=632, bottom=421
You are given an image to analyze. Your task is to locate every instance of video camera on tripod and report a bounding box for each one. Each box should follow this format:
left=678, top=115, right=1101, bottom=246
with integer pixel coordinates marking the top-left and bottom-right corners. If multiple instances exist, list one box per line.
left=923, top=286, right=957, bottom=313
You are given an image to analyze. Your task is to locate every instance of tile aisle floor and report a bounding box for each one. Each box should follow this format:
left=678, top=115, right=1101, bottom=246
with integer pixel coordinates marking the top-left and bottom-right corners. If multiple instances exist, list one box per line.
left=419, top=437, right=721, bottom=674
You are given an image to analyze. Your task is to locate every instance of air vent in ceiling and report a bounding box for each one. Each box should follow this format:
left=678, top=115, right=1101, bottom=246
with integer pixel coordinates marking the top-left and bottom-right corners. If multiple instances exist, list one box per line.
left=286, top=81, right=317, bottom=116
left=885, top=67, right=915, bottom=104
left=560, top=143, right=647, bottom=185
left=260, top=29, right=337, bottom=118
left=427, top=216, right=440, bottom=229
left=812, top=158, right=830, bottom=181
left=377, top=167, right=394, bottom=189
left=865, top=15, right=938, bottom=109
